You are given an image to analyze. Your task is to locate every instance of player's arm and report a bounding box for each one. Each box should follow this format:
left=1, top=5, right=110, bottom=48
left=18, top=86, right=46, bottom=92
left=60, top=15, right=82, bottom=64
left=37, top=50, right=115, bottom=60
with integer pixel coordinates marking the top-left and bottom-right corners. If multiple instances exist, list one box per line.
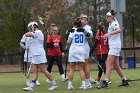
left=60, top=37, right=64, bottom=53
left=104, top=23, right=121, bottom=38
left=20, top=35, right=28, bottom=50
left=60, top=42, right=64, bottom=52
left=46, top=36, right=54, bottom=48
left=20, top=41, right=26, bottom=50
left=109, top=27, right=121, bottom=35
left=77, top=27, right=92, bottom=38
left=25, top=32, right=34, bottom=37
left=46, top=43, right=54, bottom=48
left=65, top=29, right=75, bottom=41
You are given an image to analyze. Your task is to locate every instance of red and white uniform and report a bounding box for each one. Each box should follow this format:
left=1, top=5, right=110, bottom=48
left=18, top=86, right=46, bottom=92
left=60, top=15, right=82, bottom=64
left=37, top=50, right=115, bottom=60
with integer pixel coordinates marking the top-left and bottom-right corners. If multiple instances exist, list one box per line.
left=95, top=31, right=108, bottom=55
left=47, top=35, right=62, bottom=56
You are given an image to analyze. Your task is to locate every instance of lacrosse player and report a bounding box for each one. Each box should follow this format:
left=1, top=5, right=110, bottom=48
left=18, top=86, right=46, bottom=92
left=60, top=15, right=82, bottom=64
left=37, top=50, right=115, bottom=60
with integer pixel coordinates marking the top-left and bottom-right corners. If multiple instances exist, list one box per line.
left=80, top=14, right=95, bottom=87
left=89, top=22, right=110, bottom=84
left=20, top=22, right=40, bottom=87
left=66, top=17, right=91, bottom=90
left=97, top=10, right=129, bottom=89
left=46, top=23, right=67, bottom=82
left=22, top=21, right=58, bottom=91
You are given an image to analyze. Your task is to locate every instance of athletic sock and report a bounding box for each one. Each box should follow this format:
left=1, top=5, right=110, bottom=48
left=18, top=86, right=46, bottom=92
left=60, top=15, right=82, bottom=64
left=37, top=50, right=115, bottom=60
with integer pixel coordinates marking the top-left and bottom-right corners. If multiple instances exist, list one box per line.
left=122, top=77, right=127, bottom=80
left=68, top=81, right=72, bottom=86
left=50, top=80, right=56, bottom=86
left=105, top=78, right=109, bottom=82
left=96, top=77, right=101, bottom=81
left=85, top=79, right=90, bottom=85
left=82, top=81, right=86, bottom=86
left=32, top=80, right=36, bottom=83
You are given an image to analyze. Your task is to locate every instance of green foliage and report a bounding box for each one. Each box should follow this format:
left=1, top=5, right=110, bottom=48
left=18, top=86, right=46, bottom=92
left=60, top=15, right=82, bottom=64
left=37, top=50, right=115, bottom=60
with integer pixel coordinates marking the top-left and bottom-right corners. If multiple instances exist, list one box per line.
left=0, top=0, right=31, bottom=52
left=125, top=0, right=140, bottom=47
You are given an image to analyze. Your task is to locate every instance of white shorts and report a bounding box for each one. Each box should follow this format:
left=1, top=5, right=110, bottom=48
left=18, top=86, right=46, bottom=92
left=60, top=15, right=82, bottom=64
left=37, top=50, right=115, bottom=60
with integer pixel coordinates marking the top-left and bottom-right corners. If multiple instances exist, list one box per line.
left=68, top=46, right=86, bottom=62
left=108, top=48, right=121, bottom=56
left=24, top=57, right=32, bottom=62
left=32, top=51, right=47, bottom=64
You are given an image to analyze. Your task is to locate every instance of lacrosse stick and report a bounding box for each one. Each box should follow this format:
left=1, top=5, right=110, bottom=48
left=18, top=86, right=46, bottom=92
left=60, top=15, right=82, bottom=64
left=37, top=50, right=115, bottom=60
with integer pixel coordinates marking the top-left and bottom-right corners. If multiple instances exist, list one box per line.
left=64, top=52, right=68, bottom=78
left=91, top=56, right=103, bottom=69
left=24, top=48, right=32, bottom=86
left=38, top=15, right=45, bottom=25
left=128, top=78, right=140, bottom=82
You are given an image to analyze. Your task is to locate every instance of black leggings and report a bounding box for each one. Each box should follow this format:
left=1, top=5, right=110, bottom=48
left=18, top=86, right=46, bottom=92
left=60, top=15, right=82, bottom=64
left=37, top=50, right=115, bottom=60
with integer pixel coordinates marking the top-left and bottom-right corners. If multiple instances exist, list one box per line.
left=97, top=54, right=108, bottom=78
left=47, top=55, right=64, bottom=75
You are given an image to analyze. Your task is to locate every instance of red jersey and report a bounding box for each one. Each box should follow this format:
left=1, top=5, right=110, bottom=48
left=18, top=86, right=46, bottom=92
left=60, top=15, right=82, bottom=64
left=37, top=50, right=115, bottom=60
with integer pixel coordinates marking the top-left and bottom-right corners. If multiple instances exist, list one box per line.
left=95, top=31, right=108, bottom=54
left=46, top=35, right=62, bottom=56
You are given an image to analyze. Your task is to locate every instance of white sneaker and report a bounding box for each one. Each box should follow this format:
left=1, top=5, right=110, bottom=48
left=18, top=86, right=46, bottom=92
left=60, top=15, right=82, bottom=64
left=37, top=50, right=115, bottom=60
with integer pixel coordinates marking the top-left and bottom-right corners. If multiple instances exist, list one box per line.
left=62, top=78, right=68, bottom=82
left=30, top=83, right=35, bottom=88
left=79, top=85, right=87, bottom=90
left=86, top=83, right=92, bottom=89
left=46, top=79, right=51, bottom=83
left=26, top=79, right=30, bottom=87
left=23, top=87, right=33, bottom=91
left=89, top=79, right=96, bottom=84
left=67, top=85, right=74, bottom=90
left=35, top=81, right=40, bottom=86
left=48, top=85, right=58, bottom=90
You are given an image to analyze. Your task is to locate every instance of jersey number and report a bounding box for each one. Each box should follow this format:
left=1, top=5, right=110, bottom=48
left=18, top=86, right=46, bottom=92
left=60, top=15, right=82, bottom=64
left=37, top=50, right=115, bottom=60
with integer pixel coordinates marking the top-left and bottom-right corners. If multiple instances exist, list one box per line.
left=75, top=34, right=83, bottom=43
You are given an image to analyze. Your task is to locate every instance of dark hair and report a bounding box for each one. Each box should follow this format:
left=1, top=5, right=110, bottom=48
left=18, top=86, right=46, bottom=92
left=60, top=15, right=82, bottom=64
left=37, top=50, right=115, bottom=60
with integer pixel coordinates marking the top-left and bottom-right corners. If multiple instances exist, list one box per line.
left=96, top=22, right=105, bottom=34
left=73, top=17, right=81, bottom=27
left=34, top=24, right=39, bottom=28
left=110, top=9, right=116, bottom=16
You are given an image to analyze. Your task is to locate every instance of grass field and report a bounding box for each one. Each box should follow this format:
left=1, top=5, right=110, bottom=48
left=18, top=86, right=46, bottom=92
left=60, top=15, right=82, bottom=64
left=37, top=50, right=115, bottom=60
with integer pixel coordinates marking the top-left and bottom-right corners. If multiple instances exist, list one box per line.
left=0, top=69, right=140, bottom=93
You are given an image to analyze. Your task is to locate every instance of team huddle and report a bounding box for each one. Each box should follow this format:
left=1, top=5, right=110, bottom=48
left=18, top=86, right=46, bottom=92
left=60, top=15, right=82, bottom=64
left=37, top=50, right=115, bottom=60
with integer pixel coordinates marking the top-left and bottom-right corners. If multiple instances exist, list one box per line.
left=20, top=10, right=129, bottom=91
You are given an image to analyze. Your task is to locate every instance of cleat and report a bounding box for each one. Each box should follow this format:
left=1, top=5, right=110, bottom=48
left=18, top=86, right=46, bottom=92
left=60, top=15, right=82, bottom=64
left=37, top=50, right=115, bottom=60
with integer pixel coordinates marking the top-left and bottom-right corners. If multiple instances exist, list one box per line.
left=108, top=80, right=112, bottom=84
left=35, top=80, right=40, bottom=86
left=48, top=85, right=58, bottom=90
left=118, top=79, right=129, bottom=87
left=89, top=78, right=96, bottom=84
left=67, top=85, right=74, bottom=90
left=46, top=79, right=51, bottom=83
left=85, top=83, right=92, bottom=89
left=30, top=83, right=35, bottom=88
left=26, top=79, right=30, bottom=87
left=86, top=84, right=92, bottom=89
left=94, top=80, right=101, bottom=84
left=97, top=80, right=108, bottom=89
left=79, top=85, right=88, bottom=90
left=23, top=87, right=33, bottom=91
left=62, top=78, right=68, bottom=82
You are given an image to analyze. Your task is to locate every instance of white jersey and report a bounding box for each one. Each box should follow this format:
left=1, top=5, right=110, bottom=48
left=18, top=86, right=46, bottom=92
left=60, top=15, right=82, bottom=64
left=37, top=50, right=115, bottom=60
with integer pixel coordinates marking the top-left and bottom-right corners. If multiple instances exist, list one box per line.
left=68, top=28, right=86, bottom=62
left=20, top=35, right=32, bottom=59
left=108, top=21, right=121, bottom=49
left=83, top=24, right=93, bottom=59
left=30, top=30, right=47, bottom=64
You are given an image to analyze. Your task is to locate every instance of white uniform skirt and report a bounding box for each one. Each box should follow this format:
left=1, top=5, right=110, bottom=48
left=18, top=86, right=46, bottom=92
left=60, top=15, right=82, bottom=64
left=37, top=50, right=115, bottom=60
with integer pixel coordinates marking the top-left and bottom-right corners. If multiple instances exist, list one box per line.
left=24, top=57, right=32, bottom=62
left=32, top=51, right=47, bottom=64
left=108, top=48, right=121, bottom=56
left=68, top=46, right=86, bottom=62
